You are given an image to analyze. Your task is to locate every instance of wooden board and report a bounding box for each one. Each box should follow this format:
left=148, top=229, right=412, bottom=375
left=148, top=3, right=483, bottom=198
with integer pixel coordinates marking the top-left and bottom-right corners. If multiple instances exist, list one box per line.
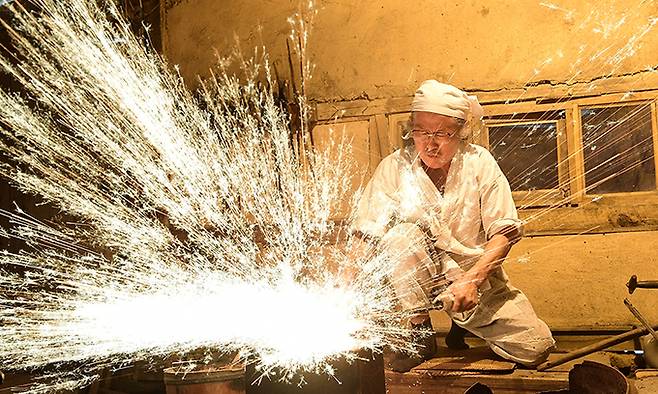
left=412, top=355, right=516, bottom=373
left=635, top=369, right=658, bottom=394
left=313, top=82, right=658, bottom=122
left=411, top=346, right=516, bottom=374
left=635, top=369, right=658, bottom=379
left=386, top=369, right=569, bottom=393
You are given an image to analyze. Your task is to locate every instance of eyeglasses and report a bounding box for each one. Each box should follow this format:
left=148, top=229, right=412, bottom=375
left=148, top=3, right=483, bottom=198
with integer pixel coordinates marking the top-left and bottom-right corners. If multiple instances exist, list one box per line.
left=405, top=128, right=458, bottom=141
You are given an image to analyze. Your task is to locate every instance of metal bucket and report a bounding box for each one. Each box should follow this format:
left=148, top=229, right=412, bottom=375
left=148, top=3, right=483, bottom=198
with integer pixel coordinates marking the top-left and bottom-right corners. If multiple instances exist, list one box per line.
left=542, top=360, right=629, bottom=394
left=164, top=364, right=245, bottom=394
left=568, top=361, right=629, bottom=394
left=641, top=334, right=658, bottom=368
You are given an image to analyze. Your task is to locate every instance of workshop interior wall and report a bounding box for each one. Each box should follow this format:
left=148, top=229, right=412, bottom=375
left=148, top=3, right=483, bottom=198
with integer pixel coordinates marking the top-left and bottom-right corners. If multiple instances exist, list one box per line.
left=162, top=0, right=658, bottom=99
left=161, top=1, right=658, bottom=329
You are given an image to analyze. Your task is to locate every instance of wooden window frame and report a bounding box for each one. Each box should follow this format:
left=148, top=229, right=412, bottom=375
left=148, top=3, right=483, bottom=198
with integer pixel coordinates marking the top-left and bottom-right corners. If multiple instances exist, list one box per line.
left=386, top=112, right=409, bottom=154
left=481, top=96, right=658, bottom=235
left=483, top=97, right=658, bottom=205
left=571, top=100, right=658, bottom=205
left=484, top=118, right=569, bottom=209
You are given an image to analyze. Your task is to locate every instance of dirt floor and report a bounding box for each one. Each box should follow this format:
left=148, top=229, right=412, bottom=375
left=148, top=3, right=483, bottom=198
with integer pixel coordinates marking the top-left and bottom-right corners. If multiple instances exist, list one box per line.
left=385, top=333, right=657, bottom=394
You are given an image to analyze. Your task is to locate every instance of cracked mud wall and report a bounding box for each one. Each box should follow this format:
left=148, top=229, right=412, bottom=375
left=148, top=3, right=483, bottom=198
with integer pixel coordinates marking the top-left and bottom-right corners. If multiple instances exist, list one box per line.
left=162, top=0, right=658, bottom=101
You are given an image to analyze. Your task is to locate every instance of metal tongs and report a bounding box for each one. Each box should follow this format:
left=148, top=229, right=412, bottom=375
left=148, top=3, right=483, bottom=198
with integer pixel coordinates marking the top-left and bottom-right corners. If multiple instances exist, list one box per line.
left=405, top=283, right=455, bottom=316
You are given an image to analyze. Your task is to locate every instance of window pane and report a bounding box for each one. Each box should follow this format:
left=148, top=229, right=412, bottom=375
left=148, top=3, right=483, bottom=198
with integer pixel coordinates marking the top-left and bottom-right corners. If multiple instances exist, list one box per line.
left=489, top=122, right=559, bottom=191
left=581, top=104, right=656, bottom=194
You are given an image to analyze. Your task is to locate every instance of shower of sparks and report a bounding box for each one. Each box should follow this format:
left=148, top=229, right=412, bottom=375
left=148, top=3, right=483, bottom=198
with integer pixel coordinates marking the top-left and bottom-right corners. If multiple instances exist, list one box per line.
left=1, top=0, right=657, bottom=392
left=0, top=0, right=413, bottom=391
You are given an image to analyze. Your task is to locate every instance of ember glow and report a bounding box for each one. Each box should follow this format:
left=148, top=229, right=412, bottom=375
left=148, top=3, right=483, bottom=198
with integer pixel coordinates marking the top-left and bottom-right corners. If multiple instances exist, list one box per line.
left=0, top=0, right=410, bottom=391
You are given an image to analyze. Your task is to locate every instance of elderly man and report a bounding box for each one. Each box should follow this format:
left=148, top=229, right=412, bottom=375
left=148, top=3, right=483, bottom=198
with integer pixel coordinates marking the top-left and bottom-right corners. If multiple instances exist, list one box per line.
left=352, top=80, right=555, bottom=372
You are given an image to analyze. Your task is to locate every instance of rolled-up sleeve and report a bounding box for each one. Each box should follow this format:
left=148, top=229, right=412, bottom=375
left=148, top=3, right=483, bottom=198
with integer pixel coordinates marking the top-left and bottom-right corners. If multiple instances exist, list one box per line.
left=351, top=155, right=400, bottom=238
left=478, top=150, right=524, bottom=240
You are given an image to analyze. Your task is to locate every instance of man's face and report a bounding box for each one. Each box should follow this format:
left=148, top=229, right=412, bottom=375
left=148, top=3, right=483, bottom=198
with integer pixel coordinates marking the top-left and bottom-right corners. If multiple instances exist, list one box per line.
left=411, top=111, right=462, bottom=169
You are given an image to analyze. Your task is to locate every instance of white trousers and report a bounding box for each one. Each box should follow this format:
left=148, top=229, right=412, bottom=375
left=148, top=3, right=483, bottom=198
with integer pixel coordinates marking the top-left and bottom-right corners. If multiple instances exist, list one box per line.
left=382, top=223, right=555, bottom=366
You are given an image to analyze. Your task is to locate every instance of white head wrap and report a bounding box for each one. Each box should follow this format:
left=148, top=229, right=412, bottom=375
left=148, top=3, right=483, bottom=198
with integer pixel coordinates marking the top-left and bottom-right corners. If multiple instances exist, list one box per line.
left=411, top=80, right=483, bottom=139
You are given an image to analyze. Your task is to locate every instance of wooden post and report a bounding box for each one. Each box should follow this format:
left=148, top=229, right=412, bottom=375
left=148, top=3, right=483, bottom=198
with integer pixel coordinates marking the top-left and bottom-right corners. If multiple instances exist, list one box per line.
left=565, top=105, right=586, bottom=203
left=651, top=100, right=658, bottom=189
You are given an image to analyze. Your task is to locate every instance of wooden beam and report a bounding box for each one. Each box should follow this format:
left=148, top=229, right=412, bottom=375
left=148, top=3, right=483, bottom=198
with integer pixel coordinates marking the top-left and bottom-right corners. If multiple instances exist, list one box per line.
left=566, top=105, right=586, bottom=202
left=651, top=100, right=658, bottom=187
left=385, top=370, right=568, bottom=393
left=313, top=80, right=658, bottom=121
left=315, top=97, right=412, bottom=121
left=369, top=114, right=389, bottom=165
left=556, top=118, right=570, bottom=201
left=512, top=189, right=564, bottom=209
left=520, top=200, right=658, bottom=236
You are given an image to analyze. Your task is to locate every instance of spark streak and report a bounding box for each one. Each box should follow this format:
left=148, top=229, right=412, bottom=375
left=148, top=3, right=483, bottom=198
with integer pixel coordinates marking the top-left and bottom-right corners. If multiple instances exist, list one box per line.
left=0, top=0, right=410, bottom=391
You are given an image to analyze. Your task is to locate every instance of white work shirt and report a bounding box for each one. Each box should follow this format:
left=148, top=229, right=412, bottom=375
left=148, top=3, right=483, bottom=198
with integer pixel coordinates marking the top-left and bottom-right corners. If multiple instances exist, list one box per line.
left=353, top=142, right=523, bottom=260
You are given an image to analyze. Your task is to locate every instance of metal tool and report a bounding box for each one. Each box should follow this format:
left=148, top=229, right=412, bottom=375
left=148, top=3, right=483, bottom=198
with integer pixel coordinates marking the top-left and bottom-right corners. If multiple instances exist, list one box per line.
left=431, top=288, right=455, bottom=311
left=404, top=283, right=454, bottom=317
left=428, top=281, right=454, bottom=311
left=539, top=295, right=658, bottom=371
left=537, top=323, right=658, bottom=371
left=623, top=298, right=658, bottom=343
left=626, top=275, right=658, bottom=294
left=642, top=334, right=658, bottom=369
left=624, top=298, right=658, bottom=368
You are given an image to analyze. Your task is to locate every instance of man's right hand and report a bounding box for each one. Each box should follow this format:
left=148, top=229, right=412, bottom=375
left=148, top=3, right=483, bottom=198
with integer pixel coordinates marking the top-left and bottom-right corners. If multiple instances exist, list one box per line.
left=447, top=278, right=480, bottom=313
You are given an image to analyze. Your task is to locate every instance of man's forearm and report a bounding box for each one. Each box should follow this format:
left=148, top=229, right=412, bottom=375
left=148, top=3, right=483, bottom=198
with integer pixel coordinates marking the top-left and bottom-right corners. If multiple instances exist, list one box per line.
left=465, top=232, right=515, bottom=288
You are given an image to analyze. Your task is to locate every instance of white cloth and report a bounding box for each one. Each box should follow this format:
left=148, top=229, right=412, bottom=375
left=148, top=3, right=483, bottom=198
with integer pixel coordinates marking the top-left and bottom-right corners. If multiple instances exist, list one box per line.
left=455, top=272, right=556, bottom=366
left=380, top=222, right=555, bottom=366
left=411, top=80, right=484, bottom=139
left=353, top=142, right=523, bottom=258
left=353, top=141, right=520, bottom=302
left=411, top=80, right=472, bottom=120
left=352, top=142, right=555, bottom=366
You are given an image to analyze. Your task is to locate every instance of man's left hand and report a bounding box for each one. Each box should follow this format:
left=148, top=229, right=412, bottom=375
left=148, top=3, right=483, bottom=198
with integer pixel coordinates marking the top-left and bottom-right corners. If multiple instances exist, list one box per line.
left=447, top=279, right=480, bottom=313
